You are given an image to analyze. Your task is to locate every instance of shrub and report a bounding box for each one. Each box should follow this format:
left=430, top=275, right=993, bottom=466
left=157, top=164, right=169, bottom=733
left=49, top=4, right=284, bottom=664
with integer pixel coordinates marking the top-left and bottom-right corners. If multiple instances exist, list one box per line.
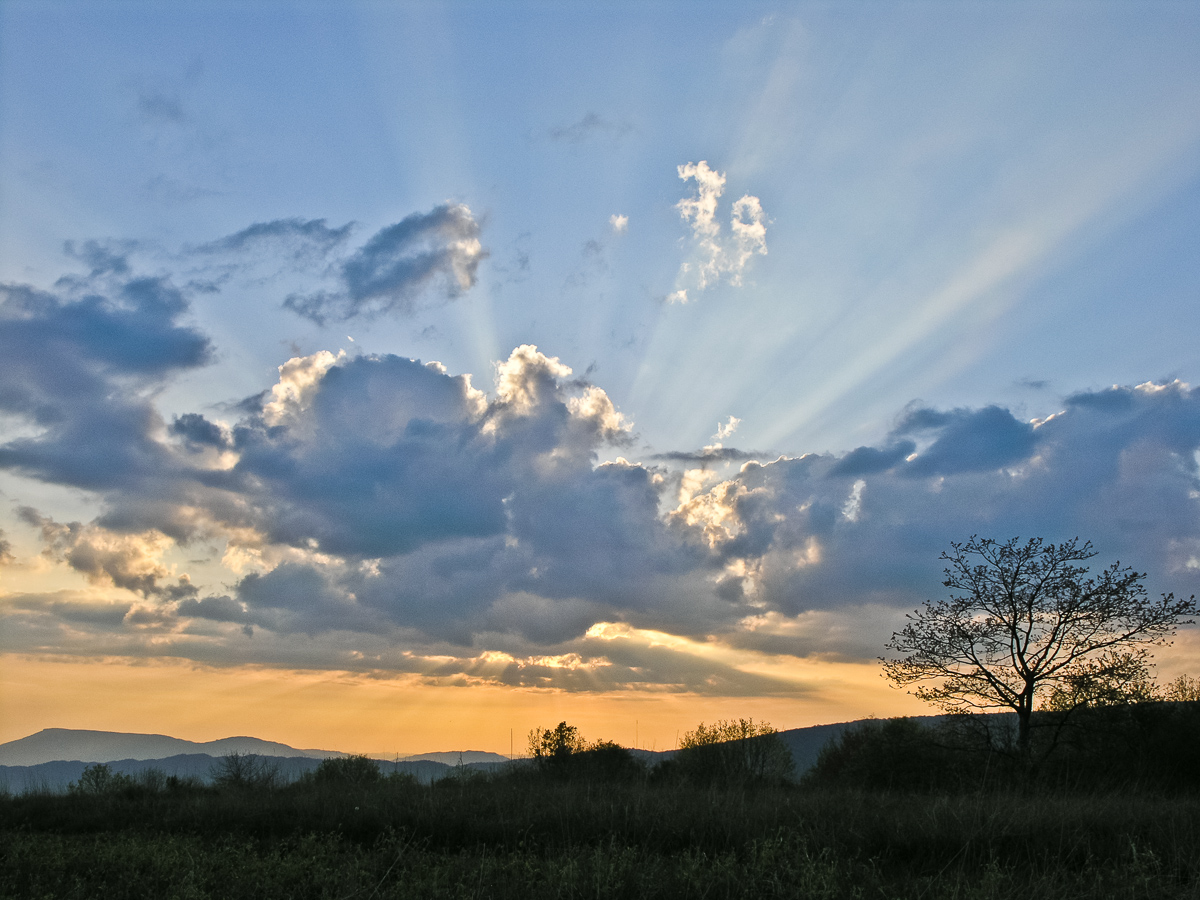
left=210, top=752, right=281, bottom=791
left=69, top=763, right=134, bottom=796
left=526, top=723, right=643, bottom=782
left=308, top=755, right=382, bottom=787
left=669, top=719, right=794, bottom=787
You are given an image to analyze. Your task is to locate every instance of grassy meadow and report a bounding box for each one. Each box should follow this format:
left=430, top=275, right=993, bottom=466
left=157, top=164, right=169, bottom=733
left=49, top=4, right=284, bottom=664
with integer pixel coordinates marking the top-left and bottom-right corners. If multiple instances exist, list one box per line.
left=3, top=710, right=1200, bottom=899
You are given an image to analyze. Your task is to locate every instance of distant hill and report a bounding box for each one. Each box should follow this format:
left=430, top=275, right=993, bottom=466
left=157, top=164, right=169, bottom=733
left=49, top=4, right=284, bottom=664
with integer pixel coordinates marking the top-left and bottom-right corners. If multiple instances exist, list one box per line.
left=0, top=729, right=342, bottom=767
left=775, top=715, right=949, bottom=773
left=0, top=717, right=950, bottom=791
left=397, top=751, right=509, bottom=765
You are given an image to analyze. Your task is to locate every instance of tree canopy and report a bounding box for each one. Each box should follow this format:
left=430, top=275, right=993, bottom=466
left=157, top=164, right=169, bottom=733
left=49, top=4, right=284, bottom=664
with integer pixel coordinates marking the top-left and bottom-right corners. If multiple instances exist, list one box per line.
left=882, top=536, right=1197, bottom=757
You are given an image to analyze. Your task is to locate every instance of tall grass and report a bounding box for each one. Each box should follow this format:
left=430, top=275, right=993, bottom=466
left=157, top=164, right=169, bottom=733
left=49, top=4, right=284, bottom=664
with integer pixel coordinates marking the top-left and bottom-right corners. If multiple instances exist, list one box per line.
left=3, top=769, right=1200, bottom=898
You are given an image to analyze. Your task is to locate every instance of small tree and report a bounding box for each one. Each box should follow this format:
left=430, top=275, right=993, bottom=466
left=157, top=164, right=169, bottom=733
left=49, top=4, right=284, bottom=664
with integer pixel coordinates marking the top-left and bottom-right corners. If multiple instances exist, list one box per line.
left=210, top=751, right=280, bottom=790
left=528, top=721, right=587, bottom=766
left=883, top=536, right=1196, bottom=760
left=310, top=754, right=381, bottom=786
left=673, top=718, right=794, bottom=786
left=70, top=763, right=133, bottom=795
left=526, top=722, right=641, bottom=781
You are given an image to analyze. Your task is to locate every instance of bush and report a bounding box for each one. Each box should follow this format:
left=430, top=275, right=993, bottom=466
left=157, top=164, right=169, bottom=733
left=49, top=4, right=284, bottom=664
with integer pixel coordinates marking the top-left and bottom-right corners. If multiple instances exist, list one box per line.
left=526, top=723, right=643, bottom=782
left=668, top=719, right=794, bottom=787
left=70, top=763, right=135, bottom=796
left=308, top=755, right=382, bottom=787
left=210, top=753, right=281, bottom=791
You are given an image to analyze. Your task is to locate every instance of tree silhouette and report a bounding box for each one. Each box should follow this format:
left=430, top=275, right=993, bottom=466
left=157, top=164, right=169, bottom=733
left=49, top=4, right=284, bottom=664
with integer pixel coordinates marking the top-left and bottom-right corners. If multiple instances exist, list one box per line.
left=672, top=718, right=794, bottom=786
left=883, top=536, right=1196, bottom=760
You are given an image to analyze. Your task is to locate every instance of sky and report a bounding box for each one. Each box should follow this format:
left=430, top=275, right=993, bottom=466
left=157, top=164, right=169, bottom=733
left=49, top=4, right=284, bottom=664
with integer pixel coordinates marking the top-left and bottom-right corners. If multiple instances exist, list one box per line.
left=2, top=1, right=1200, bottom=756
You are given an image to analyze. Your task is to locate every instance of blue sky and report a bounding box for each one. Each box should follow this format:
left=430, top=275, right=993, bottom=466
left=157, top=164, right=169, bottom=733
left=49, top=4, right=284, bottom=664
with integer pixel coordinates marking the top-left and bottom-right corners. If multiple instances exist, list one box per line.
left=2, top=1, right=1200, bottom=751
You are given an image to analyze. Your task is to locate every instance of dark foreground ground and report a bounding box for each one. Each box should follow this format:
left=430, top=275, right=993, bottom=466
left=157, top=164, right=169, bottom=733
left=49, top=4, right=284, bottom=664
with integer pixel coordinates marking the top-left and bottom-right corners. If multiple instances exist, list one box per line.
left=3, top=773, right=1199, bottom=900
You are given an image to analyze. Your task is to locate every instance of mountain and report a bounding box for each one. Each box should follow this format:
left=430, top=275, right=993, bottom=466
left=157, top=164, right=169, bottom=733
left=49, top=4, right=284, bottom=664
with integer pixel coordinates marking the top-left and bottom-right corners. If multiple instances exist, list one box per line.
left=0, top=729, right=341, bottom=767
left=0, top=716, right=948, bottom=775
left=397, top=751, right=510, bottom=765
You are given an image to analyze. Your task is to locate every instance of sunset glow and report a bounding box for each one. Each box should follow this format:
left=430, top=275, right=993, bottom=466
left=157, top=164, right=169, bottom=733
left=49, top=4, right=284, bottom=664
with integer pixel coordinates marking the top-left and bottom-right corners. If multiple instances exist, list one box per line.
left=2, top=1, right=1200, bottom=754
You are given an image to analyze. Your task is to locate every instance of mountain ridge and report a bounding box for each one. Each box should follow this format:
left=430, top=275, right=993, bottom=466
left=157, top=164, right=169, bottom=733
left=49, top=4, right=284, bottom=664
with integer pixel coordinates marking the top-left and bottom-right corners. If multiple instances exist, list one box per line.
left=0, top=717, right=954, bottom=770
left=0, top=728, right=511, bottom=768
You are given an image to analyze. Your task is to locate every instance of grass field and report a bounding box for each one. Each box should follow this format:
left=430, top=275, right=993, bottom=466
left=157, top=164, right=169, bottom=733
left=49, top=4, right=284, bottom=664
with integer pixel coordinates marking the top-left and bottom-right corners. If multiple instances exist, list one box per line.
left=3, top=766, right=1199, bottom=899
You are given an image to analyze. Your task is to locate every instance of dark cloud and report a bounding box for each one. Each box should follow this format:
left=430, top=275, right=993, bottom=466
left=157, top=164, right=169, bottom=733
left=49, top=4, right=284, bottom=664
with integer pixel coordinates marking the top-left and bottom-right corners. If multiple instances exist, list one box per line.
left=198, top=218, right=353, bottom=257
left=175, top=594, right=247, bottom=624
left=228, top=354, right=512, bottom=556
left=170, top=413, right=231, bottom=449
left=4, top=242, right=1200, bottom=686
left=0, top=274, right=211, bottom=493
left=692, top=381, right=1200, bottom=623
left=138, top=91, right=186, bottom=124
left=285, top=204, right=486, bottom=324
left=548, top=112, right=634, bottom=145
left=61, top=240, right=136, bottom=279
left=901, top=406, right=1036, bottom=476
left=653, top=447, right=766, bottom=463
left=1066, top=385, right=1137, bottom=411
left=827, top=441, right=915, bottom=476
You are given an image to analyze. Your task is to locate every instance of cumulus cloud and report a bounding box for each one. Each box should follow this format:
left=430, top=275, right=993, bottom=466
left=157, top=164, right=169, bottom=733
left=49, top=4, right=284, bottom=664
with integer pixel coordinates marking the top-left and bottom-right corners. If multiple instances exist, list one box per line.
left=609, top=214, right=629, bottom=234
left=285, top=204, right=486, bottom=324
left=0, top=274, right=211, bottom=493
left=4, top=250, right=1200, bottom=693
left=714, top=416, right=741, bottom=441
left=669, top=161, right=768, bottom=303
left=19, top=508, right=197, bottom=600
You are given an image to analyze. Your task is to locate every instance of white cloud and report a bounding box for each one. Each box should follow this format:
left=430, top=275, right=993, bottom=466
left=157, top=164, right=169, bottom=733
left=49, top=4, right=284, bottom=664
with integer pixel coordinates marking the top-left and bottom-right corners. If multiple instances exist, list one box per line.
left=673, top=161, right=768, bottom=299
left=609, top=213, right=629, bottom=234
left=263, top=350, right=345, bottom=426
left=714, top=416, right=741, bottom=441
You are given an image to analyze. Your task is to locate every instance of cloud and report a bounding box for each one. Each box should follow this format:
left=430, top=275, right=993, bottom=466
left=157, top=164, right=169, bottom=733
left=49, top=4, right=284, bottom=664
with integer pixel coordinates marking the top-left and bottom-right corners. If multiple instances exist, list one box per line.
left=652, top=447, right=765, bottom=464
left=170, top=413, right=232, bottom=450
left=609, top=214, right=629, bottom=234
left=19, top=508, right=197, bottom=600
left=197, top=218, right=353, bottom=258
left=666, top=380, right=1200, bottom=629
left=548, top=113, right=634, bottom=145
left=285, top=204, right=486, bottom=324
left=894, top=405, right=1036, bottom=476
left=670, top=161, right=768, bottom=302
left=0, top=274, right=212, bottom=493
left=4, top=254, right=1200, bottom=692
left=138, top=91, right=186, bottom=124
left=714, top=416, right=740, bottom=441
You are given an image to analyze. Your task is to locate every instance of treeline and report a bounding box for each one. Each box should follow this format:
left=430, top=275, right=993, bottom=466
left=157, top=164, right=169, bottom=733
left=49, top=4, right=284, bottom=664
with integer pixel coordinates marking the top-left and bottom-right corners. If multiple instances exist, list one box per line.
left=37, top=688, right=1200, bottom=802
left=811, top=680, right=1200, bottom=793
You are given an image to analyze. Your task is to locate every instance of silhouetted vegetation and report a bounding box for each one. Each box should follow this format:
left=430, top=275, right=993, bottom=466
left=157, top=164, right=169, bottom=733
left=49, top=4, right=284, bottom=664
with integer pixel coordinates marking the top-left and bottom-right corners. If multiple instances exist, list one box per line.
left=4, top=710, right=1200, bottom=897
left=525, top=721, right=644, bottom=782
left=658, top=719, right=794, bottom=788
left=884, top=535, right=1198, bottom=763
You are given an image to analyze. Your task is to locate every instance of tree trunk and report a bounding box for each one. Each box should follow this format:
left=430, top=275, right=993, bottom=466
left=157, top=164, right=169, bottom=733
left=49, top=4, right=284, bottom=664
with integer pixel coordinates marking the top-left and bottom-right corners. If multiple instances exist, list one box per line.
left=1017, top=689, right=1035, bottom=776
left=1017, top=708, right=1031, bottom=760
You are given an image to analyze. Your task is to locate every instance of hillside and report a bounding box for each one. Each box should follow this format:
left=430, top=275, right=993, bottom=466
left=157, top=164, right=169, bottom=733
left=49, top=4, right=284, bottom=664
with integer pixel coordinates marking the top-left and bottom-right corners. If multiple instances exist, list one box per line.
left=0, top=729, right=342, bottom=767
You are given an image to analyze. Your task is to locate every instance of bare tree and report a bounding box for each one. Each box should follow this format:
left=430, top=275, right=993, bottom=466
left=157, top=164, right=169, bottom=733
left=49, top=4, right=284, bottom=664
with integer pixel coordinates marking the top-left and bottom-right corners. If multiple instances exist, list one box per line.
left=883, top=536, right=1196, bottom=760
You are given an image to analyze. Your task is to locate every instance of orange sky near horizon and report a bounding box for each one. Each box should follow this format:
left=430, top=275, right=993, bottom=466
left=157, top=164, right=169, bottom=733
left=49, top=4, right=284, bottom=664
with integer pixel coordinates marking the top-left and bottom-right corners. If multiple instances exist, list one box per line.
left=0, top=652, right=937, bottom=756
